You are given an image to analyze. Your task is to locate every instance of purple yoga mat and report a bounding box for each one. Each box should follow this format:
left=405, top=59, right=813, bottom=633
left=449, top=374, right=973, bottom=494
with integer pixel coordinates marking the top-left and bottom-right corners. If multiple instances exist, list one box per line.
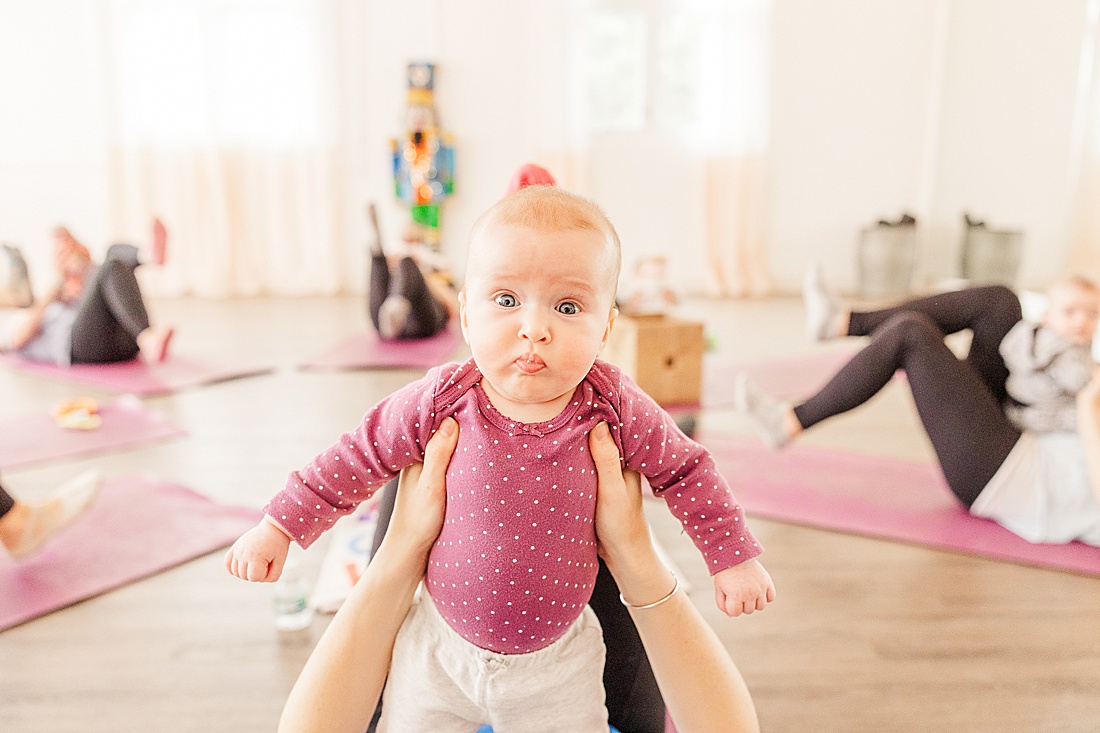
left=299, top=327, right=463, bottom=370
left=0, top=474, right=262, bottom=631
left=2, top=354, right=273, bottom=396
left=0, top=398, right=186, bottom=470
left=699, top=434, right=1100, bottom=576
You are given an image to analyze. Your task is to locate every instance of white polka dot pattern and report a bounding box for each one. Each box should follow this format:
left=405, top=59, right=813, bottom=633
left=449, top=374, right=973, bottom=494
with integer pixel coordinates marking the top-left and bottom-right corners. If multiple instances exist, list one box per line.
left=263, top=358, right=762, bottom=654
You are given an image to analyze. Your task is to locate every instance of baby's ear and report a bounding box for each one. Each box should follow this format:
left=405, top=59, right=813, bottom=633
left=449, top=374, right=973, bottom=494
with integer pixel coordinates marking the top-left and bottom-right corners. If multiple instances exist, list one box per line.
left=458, top=290, right=471, bottom=343
left=599, top=306, right=618, bottom=352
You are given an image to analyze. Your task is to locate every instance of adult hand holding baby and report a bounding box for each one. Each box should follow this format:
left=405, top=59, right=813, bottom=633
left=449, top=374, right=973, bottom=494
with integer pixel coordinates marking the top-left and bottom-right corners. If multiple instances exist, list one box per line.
left=588, top=420, right=763, bottom=733
left=589, top=420, right=775, bottom=617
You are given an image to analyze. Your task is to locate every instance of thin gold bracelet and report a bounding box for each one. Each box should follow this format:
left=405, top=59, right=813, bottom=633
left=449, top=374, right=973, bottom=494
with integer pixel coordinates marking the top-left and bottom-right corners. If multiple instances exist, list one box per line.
left=619, top=574, right=679, bottom=610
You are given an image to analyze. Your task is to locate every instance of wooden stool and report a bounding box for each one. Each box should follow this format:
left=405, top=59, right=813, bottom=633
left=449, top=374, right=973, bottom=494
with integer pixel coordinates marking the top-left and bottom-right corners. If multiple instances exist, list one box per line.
left=602, top=314, right=705, bottom=406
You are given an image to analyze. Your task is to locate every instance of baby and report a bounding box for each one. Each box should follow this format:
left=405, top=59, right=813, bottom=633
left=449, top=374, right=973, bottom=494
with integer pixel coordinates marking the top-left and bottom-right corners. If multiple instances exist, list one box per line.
left=226, top=185, right=774, bottom=730
left=1001, top=275, right=1100, bottom=433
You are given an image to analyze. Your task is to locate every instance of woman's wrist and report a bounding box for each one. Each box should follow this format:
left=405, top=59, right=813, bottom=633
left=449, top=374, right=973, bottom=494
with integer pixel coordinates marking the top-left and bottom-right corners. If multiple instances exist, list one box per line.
left=604, top=546, right=677, bottom=608
left=619, top=572, right=679, bottom=609
left=372, top=532, right=431, bottom=583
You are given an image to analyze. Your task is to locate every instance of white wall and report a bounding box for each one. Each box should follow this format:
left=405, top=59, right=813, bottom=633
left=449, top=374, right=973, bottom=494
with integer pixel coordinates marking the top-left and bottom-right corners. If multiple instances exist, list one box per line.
left=769, top=0, right=1092, bottom=294
left=928, top=0, right=1085, bottom=289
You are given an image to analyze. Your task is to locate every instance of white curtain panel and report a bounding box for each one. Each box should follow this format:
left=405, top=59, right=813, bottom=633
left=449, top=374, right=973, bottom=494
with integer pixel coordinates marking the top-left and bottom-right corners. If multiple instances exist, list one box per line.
left=1070, top=0, right=1100, bottom=280
left=94, top=0, right=773, bottom=298
left=104, top=0, right=350, bottom=297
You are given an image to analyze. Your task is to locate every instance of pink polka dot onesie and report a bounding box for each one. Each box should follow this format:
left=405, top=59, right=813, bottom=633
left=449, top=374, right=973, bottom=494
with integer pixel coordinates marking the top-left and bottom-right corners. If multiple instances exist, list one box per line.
left=266, top=357, right=761, bottom=654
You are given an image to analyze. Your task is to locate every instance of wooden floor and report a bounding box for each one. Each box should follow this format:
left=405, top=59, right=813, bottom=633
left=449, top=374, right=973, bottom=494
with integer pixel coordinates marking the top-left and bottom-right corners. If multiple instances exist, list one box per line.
left=2, top=294, right=1098, bottom=733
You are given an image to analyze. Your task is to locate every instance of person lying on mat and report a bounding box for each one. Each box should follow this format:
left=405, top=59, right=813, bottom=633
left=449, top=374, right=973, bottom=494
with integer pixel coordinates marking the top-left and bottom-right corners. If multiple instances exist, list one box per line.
left=365, top=163, right=558, bottom=341
left=277, top=419, right=762, bottom=733
left=0, top=219, right=174, bottom=366
left=735, top=266, right=1100, bottom=547
left=368, top=202, right=460, bottom=340
left=0, top=469, right=103, bottom=559
left=227, top=185, right=774, bottom=731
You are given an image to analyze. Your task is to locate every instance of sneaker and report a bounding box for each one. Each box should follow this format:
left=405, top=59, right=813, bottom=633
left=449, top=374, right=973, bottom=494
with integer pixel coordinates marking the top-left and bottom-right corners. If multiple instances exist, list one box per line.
left=803, top=263, right=842, bottom=342
left=1, top=244, right=34, bottom=308
left=733, top=373, right=791, bottom=449
left=7, top=469, right=104, bottom=558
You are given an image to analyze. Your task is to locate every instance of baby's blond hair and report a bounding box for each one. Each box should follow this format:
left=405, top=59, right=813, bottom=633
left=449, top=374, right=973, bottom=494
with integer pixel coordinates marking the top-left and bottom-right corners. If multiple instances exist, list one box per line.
left=1047, top=274, right=1100, bottom=299
left=468, top=186, right=622, bottom=292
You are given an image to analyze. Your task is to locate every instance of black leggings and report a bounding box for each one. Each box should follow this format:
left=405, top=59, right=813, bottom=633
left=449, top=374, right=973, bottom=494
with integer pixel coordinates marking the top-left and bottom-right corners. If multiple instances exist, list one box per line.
left=794, top=285, right=1024, bottom=507
left=70, top=244, right=151, bottom=364
left=0, top=482, right=13, bottom=519
left=368, top=254, right=450, bottom=340
left=365, top=478, right=667, bottom=733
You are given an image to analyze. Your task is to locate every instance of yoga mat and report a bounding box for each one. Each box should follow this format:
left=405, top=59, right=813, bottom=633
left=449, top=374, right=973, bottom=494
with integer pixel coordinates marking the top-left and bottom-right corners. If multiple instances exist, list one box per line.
left=0, top=474, right=262, bottom=631
left=300, top=326, right=463, bottom=370
left=0, top=397, right=186, bottom=470
left=699, top=434, right=1100, bottom=576
left=701, top=347, right=859, bottom=407
left=2, top=354, right=273, bottom=396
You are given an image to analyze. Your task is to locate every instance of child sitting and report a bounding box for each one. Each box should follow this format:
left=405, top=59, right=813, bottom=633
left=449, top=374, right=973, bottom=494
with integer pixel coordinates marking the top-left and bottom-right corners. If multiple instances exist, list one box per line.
left=1000, top=275, right=1099, bottom=433
left=226, top=185, right=774, bottom=731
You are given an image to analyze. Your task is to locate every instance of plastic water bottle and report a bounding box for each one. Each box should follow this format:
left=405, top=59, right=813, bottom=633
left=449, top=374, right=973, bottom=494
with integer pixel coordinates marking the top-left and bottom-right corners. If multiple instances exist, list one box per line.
left=273, top=559, right=314, bottom=632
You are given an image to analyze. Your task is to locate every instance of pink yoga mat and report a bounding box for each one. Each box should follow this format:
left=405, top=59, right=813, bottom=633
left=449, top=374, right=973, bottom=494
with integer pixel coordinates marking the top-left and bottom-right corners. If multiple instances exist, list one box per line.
left=2, top=354, right=273, bottom=396
left=699, top=434, right=1100, bottom=576
left=0, top=397, right=186, bottom=470
left=300, top=327, right=463, bottom=370
left=701, top=347, right=859, bottom=407
left=0, top=474, right=262, bottom=631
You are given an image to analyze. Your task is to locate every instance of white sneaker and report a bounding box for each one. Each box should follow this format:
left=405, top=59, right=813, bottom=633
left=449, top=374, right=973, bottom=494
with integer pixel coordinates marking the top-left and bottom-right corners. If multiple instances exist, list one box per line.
left=803, top=262, right=842, bottom=342
left=8, top=469, right=104, bottom=558
left=733, top=373, right=790, bottom=449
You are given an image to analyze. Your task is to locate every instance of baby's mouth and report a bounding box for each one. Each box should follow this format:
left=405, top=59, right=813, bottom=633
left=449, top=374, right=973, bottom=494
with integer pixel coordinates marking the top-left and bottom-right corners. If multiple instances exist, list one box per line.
left=515, top=353, right=546, bottom=374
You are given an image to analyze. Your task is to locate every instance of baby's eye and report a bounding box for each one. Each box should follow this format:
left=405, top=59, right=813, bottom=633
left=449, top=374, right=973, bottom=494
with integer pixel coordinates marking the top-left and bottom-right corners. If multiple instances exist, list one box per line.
left=557, top=302, right=580, bottom=315
left=494, top=293, right=518, bottom=308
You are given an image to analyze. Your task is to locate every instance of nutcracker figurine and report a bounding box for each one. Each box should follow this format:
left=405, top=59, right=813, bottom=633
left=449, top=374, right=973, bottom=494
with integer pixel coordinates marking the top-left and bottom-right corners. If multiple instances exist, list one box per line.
left=391, top=62, right=455, bottom=248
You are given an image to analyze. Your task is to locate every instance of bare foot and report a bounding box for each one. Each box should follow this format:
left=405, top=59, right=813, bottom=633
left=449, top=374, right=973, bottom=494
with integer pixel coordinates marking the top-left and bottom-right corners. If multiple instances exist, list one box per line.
left=150, top=218, right=167, bottom=266
left=367, top=203, right=383, bottom=257
left=138, top=326, right=174, bottom=363
left=2, top=469, right=104, bottom=558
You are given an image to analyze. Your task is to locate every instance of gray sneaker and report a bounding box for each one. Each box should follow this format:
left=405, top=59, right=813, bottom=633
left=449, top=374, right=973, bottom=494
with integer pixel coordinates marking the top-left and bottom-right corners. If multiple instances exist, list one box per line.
left=0, top=244, right=33, bottom=308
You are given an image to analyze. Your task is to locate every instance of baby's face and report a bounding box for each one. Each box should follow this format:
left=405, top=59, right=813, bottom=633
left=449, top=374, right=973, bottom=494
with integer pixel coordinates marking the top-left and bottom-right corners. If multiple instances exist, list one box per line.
left=1043, top=284, right=1100, bottom=346
left=460, top=221, right=618, bottom=419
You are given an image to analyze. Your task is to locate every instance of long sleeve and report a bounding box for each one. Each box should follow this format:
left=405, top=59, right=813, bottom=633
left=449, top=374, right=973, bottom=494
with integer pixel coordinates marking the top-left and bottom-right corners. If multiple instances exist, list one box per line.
left=1002, top=322, right=1093, bottom=403
left=264, top=365, right=453, bottom=547
left=608, top=368, right=762, bottom=574
left=1002, top=322, right=1095, bottom=433
left=1045, top=343, right=1094, bottom=394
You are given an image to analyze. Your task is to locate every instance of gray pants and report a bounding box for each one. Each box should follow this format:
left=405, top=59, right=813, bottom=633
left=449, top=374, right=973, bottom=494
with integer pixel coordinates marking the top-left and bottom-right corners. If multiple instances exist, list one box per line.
left=379, top=595, right=608, bottom=733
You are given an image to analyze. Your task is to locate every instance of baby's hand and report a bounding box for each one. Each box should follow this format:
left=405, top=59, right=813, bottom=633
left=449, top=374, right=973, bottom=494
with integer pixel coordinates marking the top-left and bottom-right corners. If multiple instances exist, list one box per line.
left=712, top=558, right=776, bottom=617
left=224, top=517, right=293, bottom=582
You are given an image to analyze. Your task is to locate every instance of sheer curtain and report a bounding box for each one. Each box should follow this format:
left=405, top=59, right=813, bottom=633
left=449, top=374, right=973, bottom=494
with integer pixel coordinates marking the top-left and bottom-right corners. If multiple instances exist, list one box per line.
left=533, top=0, right=772, bottom=297
left=103, top=0, right=349, bottom=297
left=696, top=0, right=772, bottom=296
left=1070, top=0, right=1100, bottom=277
